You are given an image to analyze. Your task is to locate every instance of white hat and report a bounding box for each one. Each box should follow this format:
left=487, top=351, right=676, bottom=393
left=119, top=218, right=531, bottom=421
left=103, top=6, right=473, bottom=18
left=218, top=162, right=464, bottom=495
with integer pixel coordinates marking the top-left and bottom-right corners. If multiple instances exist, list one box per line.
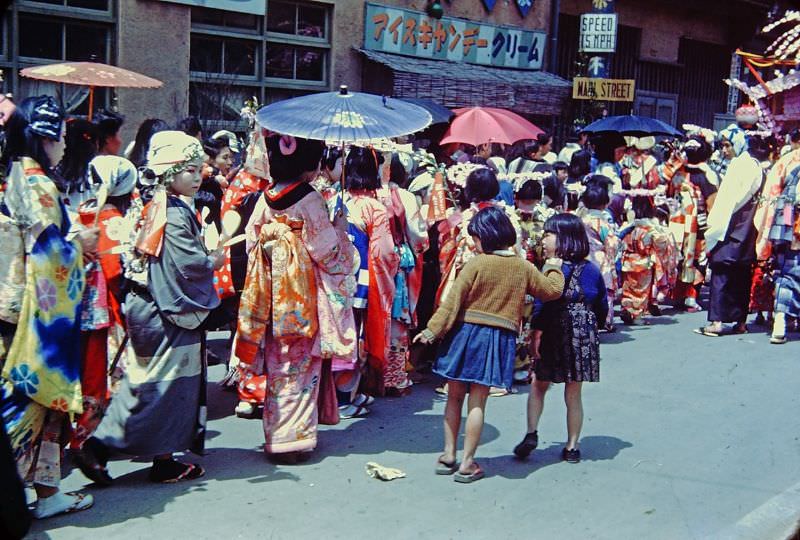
left=146, top=131, right=204, bottom=177
left=212, top=129, right=241, bottom=154
left=89, top=155, right=138, bottom=197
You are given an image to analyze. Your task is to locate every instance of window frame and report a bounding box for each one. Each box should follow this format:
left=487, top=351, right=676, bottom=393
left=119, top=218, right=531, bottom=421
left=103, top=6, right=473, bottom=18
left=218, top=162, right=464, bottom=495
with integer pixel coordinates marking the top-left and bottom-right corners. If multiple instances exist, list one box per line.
left=189, top=1, right=333, bottom=130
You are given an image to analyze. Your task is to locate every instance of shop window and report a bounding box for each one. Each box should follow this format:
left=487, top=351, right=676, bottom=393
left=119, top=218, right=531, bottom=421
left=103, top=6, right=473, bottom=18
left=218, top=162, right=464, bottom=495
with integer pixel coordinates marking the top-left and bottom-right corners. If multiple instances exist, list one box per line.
left=190, top=83, right=261, bottom=123
left=19, top=15, right=109, bottom=62
left=192, top=7, right=260, bottom=32
left=266, top=43, right=324, bottom=81
left=23, top=0, right=110, bottom=10
left=267, top=1, right=327, bottom=40
left=190, top=36, right=257, bottom=77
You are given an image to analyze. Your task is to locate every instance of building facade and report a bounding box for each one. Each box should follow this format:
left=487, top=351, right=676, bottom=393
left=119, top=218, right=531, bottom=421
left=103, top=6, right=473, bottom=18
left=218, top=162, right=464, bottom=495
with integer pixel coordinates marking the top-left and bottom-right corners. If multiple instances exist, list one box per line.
left=0, top=0, right=775, bottom=143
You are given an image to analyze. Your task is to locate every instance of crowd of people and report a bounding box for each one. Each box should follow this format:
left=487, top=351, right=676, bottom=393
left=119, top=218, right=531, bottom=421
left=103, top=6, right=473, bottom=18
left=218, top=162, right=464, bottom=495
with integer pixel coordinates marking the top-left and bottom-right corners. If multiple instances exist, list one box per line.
left=0, top=93, right=798, bottom=529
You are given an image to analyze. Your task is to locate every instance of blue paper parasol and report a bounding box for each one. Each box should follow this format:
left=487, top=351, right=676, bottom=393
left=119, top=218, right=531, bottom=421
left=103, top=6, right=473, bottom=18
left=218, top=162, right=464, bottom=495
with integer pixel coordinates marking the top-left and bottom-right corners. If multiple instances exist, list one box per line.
left=582, top=115, right=682, bottom=137
left=256, top=86, right=432, bottom=142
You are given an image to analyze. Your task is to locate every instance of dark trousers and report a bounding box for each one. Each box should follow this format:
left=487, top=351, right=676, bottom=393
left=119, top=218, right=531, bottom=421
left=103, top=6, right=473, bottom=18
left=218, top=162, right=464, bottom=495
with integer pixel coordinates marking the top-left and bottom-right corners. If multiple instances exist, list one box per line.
left=708, top=263, right=753, bottom=323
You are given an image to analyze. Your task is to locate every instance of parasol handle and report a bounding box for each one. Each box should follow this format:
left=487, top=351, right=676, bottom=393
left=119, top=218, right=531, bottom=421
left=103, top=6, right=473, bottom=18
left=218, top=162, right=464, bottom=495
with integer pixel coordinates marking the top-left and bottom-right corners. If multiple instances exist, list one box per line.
left=88, top=86, right=95, bottom=122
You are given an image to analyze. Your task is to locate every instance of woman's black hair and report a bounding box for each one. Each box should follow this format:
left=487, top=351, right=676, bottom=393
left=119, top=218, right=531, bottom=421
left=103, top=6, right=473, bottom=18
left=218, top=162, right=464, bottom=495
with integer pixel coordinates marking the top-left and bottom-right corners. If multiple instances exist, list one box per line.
left=92, top=109, right=124, bottom=150
left=56, top=118, right=97, bottom=190
left=322, top=146, right=342, bottom=171
left=536, top=133, right=552, bottom=146
left=266, top=135, right=325, bottom=183
left=790, top=128, right=800, bottom=144
left=177, top=116, right=202, bottom=137
left=631, top=195, right=656, bottom=219
left=202, top=136, right=228, bottom=159
left=1, top=96, right=64, bottom=176
left=748, top=134, right=772, bottom=162
left=344, top=146, right=383, bottom=190
left=568, top=149, right=592, bottom=180
left=516, top=179, right=542, bottom=201
left=467, top=206, right=517, bottom=253
left=390, top=153, right=408, bottom=188
left=128, top=118, right=170, bottom=168
left=464, top=167, right=499, bottom=203
left=684, top=136, right=712, bottom=165
left=592, top=133, right=626, bottom=163
left=581, top=183, right=610, bottom=210
left=543, top=212, right=590, bottom=262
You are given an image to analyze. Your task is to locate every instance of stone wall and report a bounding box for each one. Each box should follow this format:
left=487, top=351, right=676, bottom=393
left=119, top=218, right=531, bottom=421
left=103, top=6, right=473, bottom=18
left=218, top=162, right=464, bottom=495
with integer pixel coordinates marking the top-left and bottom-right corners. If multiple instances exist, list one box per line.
left=116, top=0, right=191, bottom=145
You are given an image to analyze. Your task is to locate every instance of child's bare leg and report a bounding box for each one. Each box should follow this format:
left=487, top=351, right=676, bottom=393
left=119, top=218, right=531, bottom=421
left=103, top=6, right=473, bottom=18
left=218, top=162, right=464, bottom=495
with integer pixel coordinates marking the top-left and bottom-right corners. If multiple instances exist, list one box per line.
left=564, top=382, right=583, bottom=449
left=442, top=381, right=467, bottom=463
left=527, top=379, right=550, bottom=433
left=460, top=383, right=490, bottom=473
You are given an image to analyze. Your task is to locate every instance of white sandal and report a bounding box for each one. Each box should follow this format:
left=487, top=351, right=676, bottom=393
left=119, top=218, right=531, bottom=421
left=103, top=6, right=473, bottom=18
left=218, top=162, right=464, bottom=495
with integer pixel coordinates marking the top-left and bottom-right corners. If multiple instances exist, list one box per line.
left=234, top=401, right=257, bottom=418
left=33, top=491, right=94, bottom=519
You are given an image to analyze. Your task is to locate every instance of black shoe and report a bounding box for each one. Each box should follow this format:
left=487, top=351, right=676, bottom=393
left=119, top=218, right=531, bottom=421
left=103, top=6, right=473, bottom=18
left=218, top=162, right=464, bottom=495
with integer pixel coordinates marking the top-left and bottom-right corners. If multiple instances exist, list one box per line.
left=513, top=431, right=538, bottom=459
left=72, top=447, right=113, bottom=486
left=620, top=311, right=634, bottom=326
left=84, top=437, right=110, bottom=468
left=561, top=447, right=581, bottom=463
left=648, top=304, right=662, bottom=316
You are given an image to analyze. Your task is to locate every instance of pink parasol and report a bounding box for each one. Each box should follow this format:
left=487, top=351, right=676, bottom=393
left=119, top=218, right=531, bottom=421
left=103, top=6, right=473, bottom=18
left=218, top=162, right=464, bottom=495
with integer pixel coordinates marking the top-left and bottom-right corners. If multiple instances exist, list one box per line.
left=440, top=106, right=544, bottom=147
left=20, top=62, right=162, bottom=120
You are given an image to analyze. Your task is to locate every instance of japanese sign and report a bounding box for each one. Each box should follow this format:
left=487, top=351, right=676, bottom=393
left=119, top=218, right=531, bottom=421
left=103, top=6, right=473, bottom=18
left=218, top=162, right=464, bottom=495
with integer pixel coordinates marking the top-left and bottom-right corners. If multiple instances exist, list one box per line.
left=578, top=13, right=617, bottom=53
left=572, top=77, right=635, bottom=102
left=365, top=3, right=546, bottom=70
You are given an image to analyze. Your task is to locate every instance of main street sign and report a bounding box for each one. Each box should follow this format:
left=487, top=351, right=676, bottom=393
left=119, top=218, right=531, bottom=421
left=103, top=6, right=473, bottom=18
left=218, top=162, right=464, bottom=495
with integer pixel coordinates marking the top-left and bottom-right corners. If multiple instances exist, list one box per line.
left=578, top=13, right=617, bottom=53
left=572, top=77, right=635, bottom=102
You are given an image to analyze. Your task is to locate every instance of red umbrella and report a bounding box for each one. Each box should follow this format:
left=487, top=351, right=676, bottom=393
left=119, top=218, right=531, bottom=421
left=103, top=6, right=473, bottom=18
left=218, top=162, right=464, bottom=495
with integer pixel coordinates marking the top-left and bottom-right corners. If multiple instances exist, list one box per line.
left=440, top=106, right=544, bottom=147
left=20, top=62, right=162, bottom=120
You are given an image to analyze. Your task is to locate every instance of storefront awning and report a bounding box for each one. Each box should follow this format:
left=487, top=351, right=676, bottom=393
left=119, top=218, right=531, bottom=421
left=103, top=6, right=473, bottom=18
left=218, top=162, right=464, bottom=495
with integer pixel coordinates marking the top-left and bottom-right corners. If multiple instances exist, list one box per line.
left=358, top=48, right=571, bottom=116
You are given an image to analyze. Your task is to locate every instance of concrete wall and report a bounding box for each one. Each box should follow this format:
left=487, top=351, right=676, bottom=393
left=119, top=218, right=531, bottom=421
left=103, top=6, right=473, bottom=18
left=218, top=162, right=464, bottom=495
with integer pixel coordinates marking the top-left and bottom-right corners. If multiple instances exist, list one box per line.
left=330, top=0, right=553, bottom=92
left=116, top=0, right=190, bottom=146
left=560, top=0, right=729, bottom=63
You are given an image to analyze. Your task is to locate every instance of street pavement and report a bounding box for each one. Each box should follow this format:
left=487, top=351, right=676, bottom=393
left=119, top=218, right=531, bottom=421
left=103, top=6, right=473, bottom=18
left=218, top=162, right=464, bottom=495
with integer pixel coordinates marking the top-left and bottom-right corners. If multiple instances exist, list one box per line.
left=27, top=307, right=800, bottom=540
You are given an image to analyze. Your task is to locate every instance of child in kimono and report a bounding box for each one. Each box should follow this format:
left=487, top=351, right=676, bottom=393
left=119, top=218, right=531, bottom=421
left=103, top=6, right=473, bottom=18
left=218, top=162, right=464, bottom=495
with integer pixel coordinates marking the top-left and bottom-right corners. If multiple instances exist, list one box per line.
left=88, top=131, right=225, bottom=483
left=581, top=180, right=619, bottom=331
left=238, top=134, right=356, bottom=463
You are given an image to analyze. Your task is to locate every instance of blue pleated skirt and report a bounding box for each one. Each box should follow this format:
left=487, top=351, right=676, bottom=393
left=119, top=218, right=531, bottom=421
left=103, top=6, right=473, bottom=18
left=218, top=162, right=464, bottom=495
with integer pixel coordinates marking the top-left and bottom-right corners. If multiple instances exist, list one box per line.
left=433, top=322, right=517, bottom=389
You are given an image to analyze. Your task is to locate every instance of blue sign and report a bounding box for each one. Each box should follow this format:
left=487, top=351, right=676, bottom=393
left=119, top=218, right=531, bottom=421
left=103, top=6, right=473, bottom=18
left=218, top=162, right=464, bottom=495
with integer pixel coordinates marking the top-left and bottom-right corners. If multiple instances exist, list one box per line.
left=482, top=0, right=497, bottom=11
left=515, top=0, right=534, bottom=17
left=587, top=56, right=608, bottom=78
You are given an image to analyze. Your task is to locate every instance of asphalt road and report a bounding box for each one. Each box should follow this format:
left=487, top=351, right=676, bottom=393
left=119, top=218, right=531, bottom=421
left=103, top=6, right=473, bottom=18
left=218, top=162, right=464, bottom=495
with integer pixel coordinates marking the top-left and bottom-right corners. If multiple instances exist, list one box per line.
left=27, top=307, right=800, bottom=540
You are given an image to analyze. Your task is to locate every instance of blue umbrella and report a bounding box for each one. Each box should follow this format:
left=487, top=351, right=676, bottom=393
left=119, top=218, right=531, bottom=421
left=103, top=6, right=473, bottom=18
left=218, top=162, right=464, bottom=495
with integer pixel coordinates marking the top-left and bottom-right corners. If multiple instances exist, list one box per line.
left=582, top=115, right=682, bottom=137
left=256, top=86, right=432, bottom=142
left=398, top=97, right=454, bottom=125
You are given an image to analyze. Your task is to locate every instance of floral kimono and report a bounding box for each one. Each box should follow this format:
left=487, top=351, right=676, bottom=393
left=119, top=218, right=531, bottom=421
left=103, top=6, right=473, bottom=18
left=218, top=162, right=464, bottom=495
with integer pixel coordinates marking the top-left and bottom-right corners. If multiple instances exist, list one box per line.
left=69, top=205, right=128, bottom=450
left=340, top=190, right=398, bottom=393
left=377, top=185, right=428, bottom=390
left=583, top=208, right=619, bottom=326
left=620, top=218, right=675, bottom=320
left=0, top=158, right=85, bottom=482
left=240, top=182, right=355, bottom=453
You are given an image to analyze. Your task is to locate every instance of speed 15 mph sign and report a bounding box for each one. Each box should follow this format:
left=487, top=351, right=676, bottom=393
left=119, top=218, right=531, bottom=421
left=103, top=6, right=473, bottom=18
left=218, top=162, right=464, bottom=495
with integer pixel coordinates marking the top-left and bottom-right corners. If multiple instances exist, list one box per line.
left=579, top=13, right=617, bottom=53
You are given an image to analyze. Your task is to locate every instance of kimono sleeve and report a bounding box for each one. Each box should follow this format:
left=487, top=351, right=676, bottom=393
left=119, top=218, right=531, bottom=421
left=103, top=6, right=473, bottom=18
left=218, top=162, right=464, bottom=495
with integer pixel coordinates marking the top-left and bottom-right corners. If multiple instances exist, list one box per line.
left=302, top=190, right=353, bottom=275
left=149, top=206, right=220, bottom=317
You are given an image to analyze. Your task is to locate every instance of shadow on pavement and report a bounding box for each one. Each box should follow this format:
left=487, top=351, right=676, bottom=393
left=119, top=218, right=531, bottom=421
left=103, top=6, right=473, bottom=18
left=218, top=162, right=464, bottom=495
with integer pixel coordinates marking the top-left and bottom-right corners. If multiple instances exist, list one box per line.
left=478, top=435, right=633, bottom=480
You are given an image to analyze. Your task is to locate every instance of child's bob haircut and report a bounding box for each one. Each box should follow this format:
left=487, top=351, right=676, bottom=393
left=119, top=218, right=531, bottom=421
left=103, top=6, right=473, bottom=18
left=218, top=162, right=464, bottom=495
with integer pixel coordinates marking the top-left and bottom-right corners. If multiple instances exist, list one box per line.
left=544, top=212, right=590, bottom=262
left=581, top=183, right=610, bottom=210
left=467, top=206, right=517, bottom=253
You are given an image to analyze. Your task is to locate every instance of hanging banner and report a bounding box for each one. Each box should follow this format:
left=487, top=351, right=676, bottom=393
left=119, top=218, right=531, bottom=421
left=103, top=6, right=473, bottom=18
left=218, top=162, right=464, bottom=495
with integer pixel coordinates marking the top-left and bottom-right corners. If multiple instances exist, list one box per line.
left=482, top=0, right=497, bottom=12
left=365, top=3, right=546, bottom=70
left=572, top=77, right=635, bottom=101
left=579, top=13, right=617, bottom=53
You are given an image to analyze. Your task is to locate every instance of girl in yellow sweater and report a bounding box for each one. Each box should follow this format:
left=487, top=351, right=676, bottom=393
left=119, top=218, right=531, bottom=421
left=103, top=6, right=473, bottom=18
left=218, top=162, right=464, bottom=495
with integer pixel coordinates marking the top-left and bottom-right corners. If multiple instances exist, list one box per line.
left=414, top=207, right=564, bottom=483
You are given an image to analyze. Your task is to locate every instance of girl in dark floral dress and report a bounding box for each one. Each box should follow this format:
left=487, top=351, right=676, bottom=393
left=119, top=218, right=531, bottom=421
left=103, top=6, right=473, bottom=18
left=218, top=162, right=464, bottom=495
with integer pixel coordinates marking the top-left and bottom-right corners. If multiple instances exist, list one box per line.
left=514, top=213, right=607, bottom=464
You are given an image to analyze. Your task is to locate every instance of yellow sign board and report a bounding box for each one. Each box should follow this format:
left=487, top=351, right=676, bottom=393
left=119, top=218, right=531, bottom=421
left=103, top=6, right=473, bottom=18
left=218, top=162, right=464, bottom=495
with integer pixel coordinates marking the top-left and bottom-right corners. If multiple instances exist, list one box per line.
left=572, top=77, right=636, bottom=102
